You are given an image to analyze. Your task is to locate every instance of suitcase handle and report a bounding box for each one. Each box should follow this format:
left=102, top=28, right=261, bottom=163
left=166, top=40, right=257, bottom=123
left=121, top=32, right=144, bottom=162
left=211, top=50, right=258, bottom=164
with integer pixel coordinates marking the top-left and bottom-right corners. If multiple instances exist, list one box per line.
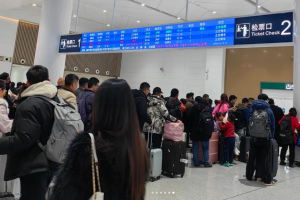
left=147, top=126, right=154, bottom=151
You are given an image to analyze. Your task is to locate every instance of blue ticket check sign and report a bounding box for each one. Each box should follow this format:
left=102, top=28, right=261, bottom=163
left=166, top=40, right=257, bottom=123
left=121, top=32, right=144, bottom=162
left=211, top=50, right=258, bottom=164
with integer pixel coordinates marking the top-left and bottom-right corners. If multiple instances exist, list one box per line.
left=59, top=12, right=293, bottom=54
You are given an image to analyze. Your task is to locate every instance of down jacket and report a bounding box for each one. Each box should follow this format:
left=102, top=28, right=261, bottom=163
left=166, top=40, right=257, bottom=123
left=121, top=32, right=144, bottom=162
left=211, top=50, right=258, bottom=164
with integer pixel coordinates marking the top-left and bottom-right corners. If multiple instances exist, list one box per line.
left=0, top=81, right=57, bottom=181
left=212, top=100, right=229, bottom=120
left=142, top=95, right=177, bottom=134
left=132, top=90, right=152, bottom=131
left=0, top=98, right=12, bottom=137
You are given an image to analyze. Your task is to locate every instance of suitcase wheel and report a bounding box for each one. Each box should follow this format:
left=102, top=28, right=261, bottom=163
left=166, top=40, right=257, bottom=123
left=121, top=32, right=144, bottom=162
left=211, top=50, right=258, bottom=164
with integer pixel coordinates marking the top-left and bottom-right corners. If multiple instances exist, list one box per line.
left=161, top=171, right=164, bottom=175
left=149, top=177, right=154, bottom=182
left=181, top=174, right=184, bottom=178
left=172, top=173, right=175, bottom=178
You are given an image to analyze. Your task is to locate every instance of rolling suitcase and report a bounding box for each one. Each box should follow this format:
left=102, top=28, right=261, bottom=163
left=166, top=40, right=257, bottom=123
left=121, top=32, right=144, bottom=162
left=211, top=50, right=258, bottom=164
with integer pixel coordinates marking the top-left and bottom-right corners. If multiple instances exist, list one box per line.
left=199, top=132, right=219, bottom=163
left=147, top=127, right=162, bottom=182
left=239, top=129, right=250, bottom=163
left=295, top=146, right=300, bottom=162
left=218, top=135, right=225, bottom=163
left=269, top=139, right=278, bottom=178
left=162, top=140, right=186, bottom=178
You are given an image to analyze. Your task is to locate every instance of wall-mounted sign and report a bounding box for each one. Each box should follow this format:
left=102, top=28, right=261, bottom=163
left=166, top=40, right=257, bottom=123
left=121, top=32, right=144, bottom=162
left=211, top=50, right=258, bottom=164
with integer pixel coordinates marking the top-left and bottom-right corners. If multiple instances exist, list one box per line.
left=59, top=12, right=293, bottom=54
left=261, top=82, right=293, bottom=90
left=234, top=12, right=293, bottom=45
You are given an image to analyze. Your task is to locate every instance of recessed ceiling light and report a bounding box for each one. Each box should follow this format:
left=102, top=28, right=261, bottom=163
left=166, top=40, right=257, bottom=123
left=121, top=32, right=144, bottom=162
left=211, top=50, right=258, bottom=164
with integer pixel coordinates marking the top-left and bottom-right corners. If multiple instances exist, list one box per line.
left=212, top=11, right=216, bottom=14
left=177, top=17, right=181, bottom=20
left=263, top=50, right=267, bottom=53
left=32, top=3, right=37, bottom=6
left=103, top=10, right=107, bottom=12
left=73, top=15, right=76, bottom=17
left=141, top=3, right=145, bottom=6
left=137, top=21, right=140, bottom=23
left=258, top=5, right=261, bottom=8
left=107, top=24, right=110, bottom=26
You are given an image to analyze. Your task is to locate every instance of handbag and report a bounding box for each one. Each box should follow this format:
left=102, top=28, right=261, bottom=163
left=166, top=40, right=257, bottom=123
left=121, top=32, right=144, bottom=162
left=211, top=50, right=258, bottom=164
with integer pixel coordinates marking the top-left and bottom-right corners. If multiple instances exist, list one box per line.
left=88, top=133, right=104, bottom=200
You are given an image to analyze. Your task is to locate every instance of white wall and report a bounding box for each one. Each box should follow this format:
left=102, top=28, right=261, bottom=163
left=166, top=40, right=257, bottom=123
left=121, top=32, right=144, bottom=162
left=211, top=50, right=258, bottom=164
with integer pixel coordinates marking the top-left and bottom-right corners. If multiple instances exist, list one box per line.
left=204, top=48, right=226, bottom=102
left=10, top=65, right=31, bottom=83
left=64, top=71, right=114, bottom=85
left=120, top=48, right=226, bottom=101
left=0, top=17, right=18, bottom=75
left=120, top=49, right=206, bottom=99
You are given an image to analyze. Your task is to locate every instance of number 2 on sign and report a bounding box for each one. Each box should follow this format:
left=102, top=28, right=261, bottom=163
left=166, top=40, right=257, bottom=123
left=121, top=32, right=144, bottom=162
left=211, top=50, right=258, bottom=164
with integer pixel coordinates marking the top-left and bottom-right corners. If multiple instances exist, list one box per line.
left=281, top=20, right=291, bottom=35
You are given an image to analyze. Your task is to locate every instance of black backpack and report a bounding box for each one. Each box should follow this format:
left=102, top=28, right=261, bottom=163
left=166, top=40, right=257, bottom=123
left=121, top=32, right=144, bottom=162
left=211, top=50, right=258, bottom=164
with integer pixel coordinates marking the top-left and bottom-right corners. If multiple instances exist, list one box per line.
left=233, top=110, right=244, bottom=130
left=199, top=106, right=214, bottom=135
left=166, top=100, right=181, bottom=120
left=278, top=115, right=294, bottom=144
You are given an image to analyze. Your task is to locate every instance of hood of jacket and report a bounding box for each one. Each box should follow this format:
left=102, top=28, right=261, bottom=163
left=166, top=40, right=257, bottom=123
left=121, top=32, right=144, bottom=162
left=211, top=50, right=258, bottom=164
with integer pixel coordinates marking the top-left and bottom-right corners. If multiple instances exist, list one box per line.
left=252, top=99, right=270, bottom=110
left=21, top=81, right=57, bottom=98
left=132, top=89, right=147, bottom=99
left=0, top=97, right=7, bottom=106
left=149, top=95, right=165, bottom=106
left=236, top=103, right=248, bottom=110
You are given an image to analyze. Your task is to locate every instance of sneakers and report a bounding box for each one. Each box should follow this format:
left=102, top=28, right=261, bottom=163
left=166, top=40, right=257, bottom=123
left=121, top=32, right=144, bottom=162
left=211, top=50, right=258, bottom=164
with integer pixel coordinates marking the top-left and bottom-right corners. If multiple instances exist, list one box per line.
left=222, top=162, right=230, bottom=167
left=280, top=161, right=287, bottom=166
left=204, top=163, right=212, bottom=168
left=229, top=163, right=233, bottom=166
left=234, top=148, right=240, bottom=156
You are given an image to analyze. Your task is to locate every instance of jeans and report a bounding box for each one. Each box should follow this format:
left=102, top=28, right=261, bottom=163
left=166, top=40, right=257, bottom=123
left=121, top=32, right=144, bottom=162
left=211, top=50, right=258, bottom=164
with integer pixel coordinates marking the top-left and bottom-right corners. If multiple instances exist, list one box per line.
left=280, top=143, right=295, bottom=165
left=224, top=137, right=235, bottom=163
left=192, top=141, right=209, bottom=165
left=246, top=139, right=272, bottom=184
left=20, top=171, right=53, bottom=200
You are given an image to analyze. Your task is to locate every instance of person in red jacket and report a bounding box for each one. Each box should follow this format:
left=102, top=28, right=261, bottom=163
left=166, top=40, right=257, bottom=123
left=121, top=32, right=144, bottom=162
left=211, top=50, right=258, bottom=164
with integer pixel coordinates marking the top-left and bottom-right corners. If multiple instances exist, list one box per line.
left=219, top=113, right=236, bottom=167
left=278, top=107, right=300, bottom=167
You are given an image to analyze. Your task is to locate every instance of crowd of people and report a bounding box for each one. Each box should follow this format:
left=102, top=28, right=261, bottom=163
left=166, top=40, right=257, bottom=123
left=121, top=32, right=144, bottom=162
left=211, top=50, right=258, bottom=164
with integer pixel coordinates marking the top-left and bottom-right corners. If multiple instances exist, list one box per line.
left=0, top=65, right=299, bottom=199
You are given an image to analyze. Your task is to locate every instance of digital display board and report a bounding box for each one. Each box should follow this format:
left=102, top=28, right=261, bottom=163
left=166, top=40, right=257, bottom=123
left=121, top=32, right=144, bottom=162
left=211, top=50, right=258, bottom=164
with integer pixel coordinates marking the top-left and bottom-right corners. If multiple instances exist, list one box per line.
left=234, top=12, right=293, bottom=45
left=59, top=12, right=293, bottom=53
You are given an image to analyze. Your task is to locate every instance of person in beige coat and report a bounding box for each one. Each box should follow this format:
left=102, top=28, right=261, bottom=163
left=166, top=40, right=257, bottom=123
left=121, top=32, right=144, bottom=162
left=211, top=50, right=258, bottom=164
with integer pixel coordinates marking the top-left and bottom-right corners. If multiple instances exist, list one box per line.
left=57, top=74, right=79, bottom=111
left=0, top=80, right=12, bottom=138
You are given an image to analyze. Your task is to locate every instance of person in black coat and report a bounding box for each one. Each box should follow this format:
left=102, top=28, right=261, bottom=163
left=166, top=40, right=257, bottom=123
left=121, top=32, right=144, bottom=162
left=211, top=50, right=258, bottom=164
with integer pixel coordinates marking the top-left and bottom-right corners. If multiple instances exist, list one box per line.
left=269, top=98, right=284, bottom=141
left=0, top=66, right=59, bottom=200
left=132, top=82, right=153, bottom=132
left=190, top=96, right=212, bottom=168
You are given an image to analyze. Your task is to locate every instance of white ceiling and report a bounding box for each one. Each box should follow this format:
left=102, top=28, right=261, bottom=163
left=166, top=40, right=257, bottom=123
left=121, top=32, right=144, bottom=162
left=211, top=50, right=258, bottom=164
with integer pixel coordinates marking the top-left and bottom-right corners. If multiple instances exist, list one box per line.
left=0, top=0, right=295, bottom=33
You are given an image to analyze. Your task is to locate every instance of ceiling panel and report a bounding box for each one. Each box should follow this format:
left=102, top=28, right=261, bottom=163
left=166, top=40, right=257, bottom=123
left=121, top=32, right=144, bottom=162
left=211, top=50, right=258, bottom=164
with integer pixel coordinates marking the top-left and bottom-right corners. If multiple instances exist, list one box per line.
left=261, top=0, right=294, bottom=12
left=135, top=0, right=162, bottom=8
left=158, top=0, right=186, bottom=16
left=177, top=3, right=208, bottom=21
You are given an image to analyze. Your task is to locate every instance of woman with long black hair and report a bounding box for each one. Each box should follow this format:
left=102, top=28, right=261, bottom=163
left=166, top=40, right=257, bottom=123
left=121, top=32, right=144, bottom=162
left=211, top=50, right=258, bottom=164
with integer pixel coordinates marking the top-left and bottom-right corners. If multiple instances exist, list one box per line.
left=50, top=79, right=149, bottom=200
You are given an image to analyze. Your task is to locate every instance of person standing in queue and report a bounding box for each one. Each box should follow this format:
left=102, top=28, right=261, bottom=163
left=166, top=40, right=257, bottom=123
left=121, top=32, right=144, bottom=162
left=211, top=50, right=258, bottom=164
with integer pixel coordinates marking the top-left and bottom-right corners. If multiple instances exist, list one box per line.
left=77, top=77, right=100, bottom=131
left=57, top=74, right=79, bottom=111
left=50, top=79, right=149, bottom=200
left=0, top=66, right=59, bottom=200
left=165, top=89, right=184, bottom=121
left=268, top=98, right=284, bottom=145
left=143, top=87, right=179, bottom=148
left=132, top=82, right=153, bottom=132
left=190, top=96, right=213, bottom=168
left=228, top=95, right=237, bottom=108
left=75, top=77, right=89, bottom=95
left=246, top=94, right=276, bottom=186
left=278, top=108, right=300, bottom=167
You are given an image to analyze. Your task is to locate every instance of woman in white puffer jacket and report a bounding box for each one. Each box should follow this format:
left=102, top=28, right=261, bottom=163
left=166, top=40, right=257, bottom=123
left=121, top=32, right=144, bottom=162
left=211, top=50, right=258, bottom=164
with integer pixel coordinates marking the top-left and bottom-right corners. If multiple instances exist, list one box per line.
left=0, top=79, right=12, bottom=137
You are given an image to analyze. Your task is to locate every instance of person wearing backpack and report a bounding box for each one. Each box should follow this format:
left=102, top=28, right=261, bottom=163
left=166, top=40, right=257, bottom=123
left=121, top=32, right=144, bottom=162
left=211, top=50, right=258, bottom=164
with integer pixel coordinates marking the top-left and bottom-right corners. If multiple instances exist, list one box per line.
left=278, top=108, right=300, bottom=167
left=246, top=94, right=276, bottom=186
left=0, top=66, right=59, bottom=200
left=212, top=93, right=236, bottom=120
left=143, top=87, right=179, bottom=148
left=165, top=89, right=183, bottom=121
left=77, top=77, right=99, bottom=131
left=190, top=96, right=213, bottom=168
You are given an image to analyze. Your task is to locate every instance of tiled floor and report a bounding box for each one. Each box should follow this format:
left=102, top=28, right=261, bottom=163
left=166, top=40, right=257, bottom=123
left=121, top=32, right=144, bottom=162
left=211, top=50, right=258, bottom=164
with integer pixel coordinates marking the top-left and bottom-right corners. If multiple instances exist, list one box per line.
left=145, top=152, right=300, bottom=200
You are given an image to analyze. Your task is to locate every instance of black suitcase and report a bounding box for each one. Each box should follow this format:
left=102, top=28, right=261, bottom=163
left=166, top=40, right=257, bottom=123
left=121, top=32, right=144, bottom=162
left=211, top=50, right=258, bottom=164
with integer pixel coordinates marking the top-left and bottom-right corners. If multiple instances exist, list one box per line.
left=162, top=140, right=186, bottom=178
left=239, top=130, right=250, bottom=163
left=218, top=135, right=225, bottom=163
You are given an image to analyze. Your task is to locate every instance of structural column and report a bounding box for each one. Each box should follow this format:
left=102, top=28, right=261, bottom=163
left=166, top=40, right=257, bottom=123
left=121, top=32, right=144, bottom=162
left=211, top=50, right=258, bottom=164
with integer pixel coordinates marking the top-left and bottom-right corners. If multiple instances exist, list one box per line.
left=34, top=0, right=73, bottom=85
left=294, top=0, right=300, bottom=117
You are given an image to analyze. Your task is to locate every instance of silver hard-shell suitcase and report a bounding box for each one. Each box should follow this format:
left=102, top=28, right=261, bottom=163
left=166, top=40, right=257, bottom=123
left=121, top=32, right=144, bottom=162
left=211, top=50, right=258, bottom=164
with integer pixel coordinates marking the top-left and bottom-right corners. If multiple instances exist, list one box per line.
left=147, top=127, right=162, bottom=182
left=295, top=146, right=300, bottom=162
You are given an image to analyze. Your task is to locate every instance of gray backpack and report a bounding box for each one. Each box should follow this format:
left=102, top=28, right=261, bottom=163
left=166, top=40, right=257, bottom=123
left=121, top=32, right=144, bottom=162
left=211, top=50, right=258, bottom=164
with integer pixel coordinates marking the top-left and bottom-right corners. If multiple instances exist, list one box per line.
left=37, top=96, right=84, bottom=164
left=249, top=108, right=270, bottom=138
